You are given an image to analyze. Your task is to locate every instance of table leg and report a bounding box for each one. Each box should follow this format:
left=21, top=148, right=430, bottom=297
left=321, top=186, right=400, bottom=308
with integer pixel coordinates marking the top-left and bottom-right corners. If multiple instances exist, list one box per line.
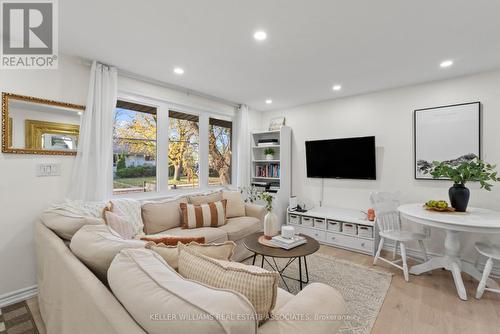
left=252, top=253, right=256, bottom=265
left=299, top=257, right=302, bottom=290
left=261, top=254, right=265, bottom=268
left=409, top=230, right=468, bottom=300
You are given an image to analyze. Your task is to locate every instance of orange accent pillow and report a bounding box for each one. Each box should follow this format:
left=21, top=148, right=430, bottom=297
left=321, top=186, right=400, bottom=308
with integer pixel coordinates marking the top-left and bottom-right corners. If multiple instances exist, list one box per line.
left=140, top=235, right=205, bottom=246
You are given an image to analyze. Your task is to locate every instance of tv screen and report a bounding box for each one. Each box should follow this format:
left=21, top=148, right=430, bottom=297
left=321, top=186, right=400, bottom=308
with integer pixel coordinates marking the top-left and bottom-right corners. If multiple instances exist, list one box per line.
left=305, top=136, right=376, bottom=179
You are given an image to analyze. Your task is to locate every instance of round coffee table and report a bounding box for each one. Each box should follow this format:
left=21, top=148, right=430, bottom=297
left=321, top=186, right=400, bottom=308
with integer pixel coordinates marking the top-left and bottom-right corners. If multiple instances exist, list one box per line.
left=243, top=232, right=320, bottom=291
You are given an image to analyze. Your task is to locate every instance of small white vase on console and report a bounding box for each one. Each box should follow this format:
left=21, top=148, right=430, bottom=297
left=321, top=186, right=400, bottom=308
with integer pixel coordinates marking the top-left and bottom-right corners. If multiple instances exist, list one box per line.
left=264, top=211, right=280, bottom=239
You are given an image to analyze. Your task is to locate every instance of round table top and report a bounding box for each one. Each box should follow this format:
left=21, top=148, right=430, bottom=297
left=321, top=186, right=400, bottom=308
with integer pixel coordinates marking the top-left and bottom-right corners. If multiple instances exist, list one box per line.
left=243, top=232, right=320, bottom=258
left=398, top=203, right=500, bottom=233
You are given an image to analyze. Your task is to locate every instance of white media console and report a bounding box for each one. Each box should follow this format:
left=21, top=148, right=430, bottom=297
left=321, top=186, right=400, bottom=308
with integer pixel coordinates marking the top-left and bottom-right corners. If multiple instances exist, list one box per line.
left=287, top=206, right=378, bottom=256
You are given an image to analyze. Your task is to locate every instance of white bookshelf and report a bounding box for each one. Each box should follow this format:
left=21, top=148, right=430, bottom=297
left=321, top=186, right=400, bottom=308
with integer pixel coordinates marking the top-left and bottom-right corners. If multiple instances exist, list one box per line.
left=251, top=126, right=291, bottom=223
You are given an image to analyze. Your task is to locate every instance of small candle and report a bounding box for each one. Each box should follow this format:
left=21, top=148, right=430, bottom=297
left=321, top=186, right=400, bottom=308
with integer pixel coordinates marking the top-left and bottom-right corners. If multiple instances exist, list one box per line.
left=282, top=225, right=295, bottom=239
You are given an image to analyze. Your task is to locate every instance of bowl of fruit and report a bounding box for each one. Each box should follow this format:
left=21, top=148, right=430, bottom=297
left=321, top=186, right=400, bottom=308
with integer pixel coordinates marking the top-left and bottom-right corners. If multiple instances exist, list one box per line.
left=424, top=200, right=455, bottom=212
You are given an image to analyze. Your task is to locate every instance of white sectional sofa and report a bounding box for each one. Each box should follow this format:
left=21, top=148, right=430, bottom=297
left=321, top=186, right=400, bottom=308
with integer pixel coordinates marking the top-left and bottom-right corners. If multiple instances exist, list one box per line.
left=36, top=190, right=346, bottom=334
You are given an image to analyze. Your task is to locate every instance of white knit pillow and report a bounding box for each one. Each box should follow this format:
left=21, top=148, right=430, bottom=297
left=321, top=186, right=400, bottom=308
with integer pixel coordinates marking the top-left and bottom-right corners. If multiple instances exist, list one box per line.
left=110, top=199, right=143, bottom=235
left=177, top=243, right=279, bottom=321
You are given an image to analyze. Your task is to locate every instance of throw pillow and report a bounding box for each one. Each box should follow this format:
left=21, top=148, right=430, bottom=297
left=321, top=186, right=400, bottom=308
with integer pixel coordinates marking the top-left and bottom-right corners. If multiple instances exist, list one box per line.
left=188, top=191, right=223, bottom=205
left=222, top=190, right=246, bottom=218
left=104, top=210, right=136, bottom=240
left=145, top=240, right=235, bottom=270
left=180, top=200, right=227, bottom=229
left=140, top=235, right=205, bottom=245
left=110, top=199, right=143, bottom=236
left=70, top=225, right=146, bottom=283
left=141, top=197, right=187, bottom=234
left=177, top=243, right=279, bottom=321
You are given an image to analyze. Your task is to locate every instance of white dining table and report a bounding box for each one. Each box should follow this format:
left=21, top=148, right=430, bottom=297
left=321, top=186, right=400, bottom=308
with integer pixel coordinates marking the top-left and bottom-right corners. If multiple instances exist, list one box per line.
left=398, top=203, right=500, bottom=300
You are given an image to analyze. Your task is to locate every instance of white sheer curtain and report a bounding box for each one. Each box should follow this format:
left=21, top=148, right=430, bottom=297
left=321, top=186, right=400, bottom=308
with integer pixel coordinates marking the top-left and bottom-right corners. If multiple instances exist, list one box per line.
left=68, top=61, right=118, bottom=201
left=236, top=104, right=251, bottom=189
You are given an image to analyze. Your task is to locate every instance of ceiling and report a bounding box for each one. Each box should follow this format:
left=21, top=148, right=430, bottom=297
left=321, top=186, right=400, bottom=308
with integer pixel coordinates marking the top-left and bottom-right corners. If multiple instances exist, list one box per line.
left=60, top=0, right=500, bottom=111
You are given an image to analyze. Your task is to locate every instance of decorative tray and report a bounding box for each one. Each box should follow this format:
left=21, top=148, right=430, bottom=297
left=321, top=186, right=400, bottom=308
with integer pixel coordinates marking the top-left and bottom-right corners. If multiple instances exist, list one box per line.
left=423, top=205, right=456, bottom=212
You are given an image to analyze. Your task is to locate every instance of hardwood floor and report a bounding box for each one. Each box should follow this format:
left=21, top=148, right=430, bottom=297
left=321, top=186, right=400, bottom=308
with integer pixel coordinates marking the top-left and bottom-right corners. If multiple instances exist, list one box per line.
left=318, top=245, right=500, bottom=334
left=26, top=244, right=500, bottom=334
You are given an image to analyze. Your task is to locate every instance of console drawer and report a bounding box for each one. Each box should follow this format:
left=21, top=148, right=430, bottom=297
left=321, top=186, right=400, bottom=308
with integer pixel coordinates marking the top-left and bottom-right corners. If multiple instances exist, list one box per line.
left=288, top=213, right=300, bottom=225
left=326, top=232, right=373, bottom=253
left=300, top=216, right=314, bottom=227
left=327, top=220, right=341, bottom=232
left=298, top=228, right=326, bottom=242
left=313, top=218, right=326, bottom=230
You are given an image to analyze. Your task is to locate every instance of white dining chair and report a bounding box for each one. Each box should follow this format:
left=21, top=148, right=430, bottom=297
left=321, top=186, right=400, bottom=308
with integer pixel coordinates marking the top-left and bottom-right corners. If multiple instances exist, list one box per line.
left=474, top=242, right=500, bottom=299
left=370, top=192, right=429, bottom=281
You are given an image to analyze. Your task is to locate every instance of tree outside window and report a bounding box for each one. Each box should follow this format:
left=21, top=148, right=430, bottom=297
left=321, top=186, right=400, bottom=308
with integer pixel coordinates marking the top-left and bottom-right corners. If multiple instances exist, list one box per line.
left=209, top=118, right=232, bottom=185
left=113, top=101, right=157, bottom=194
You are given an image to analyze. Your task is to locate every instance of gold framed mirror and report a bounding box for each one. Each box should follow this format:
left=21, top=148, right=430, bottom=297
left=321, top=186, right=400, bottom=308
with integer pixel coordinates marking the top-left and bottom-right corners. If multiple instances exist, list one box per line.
left=2, top=92, right=85, bottom=155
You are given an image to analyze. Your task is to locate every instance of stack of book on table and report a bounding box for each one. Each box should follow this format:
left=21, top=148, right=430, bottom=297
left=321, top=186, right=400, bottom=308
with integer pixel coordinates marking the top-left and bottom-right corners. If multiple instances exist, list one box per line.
left=271, top=235, right=307, bottom=250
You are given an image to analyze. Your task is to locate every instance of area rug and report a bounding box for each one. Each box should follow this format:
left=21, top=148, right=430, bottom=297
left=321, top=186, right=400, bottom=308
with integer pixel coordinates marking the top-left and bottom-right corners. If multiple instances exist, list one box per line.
left=0, top=301, right=38, bottom=334
left=244, top=252, right=392, bottom=334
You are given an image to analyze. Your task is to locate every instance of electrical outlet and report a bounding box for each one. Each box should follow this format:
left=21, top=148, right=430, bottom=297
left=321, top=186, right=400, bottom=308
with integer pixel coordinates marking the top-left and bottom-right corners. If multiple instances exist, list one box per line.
left=37, top=163, right=61, bottom=177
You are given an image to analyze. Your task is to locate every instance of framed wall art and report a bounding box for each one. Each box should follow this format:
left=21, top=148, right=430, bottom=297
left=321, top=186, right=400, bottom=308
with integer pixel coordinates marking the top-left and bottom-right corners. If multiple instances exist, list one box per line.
left=414, top=102, right=480, bottom=179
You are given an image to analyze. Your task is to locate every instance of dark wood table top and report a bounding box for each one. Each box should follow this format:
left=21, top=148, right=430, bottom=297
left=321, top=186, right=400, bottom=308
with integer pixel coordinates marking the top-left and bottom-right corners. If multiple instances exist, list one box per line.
left=243, top=232, right=320, bottom=258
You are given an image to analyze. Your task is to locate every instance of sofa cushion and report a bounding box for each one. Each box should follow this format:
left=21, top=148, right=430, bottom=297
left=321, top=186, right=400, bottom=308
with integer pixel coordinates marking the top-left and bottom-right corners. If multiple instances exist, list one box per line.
left=141, top=197, right=187, bottom=234
left=223, top=190, right=246, bottom=218
left=178, top=243, right=279, bottom=322
left=220, top=216, right=261, bottom=241
left=40, top=211, right=103, bottom=240
left=188, top=191, right=223, bottom=205
left=148, top=226, right=228, bottom=244
left=145, top=241, right=235, bottom=270
left=108, top=248, right=257, bottom=334
left=180, top=200, right=227, bottom=229
left=110, top=199, right=143, bottom=236
left=104, top=210, right=136, bottom=239
left=70, top=225, right=146, bottom=283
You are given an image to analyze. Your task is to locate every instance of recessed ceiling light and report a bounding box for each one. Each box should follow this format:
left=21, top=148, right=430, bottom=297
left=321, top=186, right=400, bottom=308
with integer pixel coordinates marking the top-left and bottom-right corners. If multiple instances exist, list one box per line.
left=254, top=31, right=267, bottom=41
left=332, top=85, right=342, bottom=91
left=77, top=111, right=83, bottom=116
left=173, top=67, right=184, bottom=75
left=265, top=99, right=273, bottom=104
left=440, top=60, right=453, bottom=68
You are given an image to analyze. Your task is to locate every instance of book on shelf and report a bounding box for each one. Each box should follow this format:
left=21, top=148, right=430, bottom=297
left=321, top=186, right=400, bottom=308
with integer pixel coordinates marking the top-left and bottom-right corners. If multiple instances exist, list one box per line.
left=271, top=235, right=307, bottom=250
left=255, top=164, right=280, bottom=178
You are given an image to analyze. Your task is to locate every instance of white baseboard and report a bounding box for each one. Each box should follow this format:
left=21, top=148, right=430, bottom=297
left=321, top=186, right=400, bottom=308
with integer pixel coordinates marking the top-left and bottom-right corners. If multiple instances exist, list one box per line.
left=382, top=241, right=500, bottom=277
left=0, top=286, right=37, bottom=308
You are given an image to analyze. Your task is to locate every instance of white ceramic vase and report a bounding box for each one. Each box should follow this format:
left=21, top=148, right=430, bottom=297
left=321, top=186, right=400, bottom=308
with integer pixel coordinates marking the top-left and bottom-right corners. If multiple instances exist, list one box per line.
left=265, top=154, right=274, bottom=161
left=264, top=211, right=280, bottom=239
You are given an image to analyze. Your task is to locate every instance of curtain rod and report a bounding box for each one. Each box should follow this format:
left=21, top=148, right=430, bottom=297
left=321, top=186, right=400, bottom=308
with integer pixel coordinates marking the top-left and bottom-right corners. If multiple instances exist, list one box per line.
left=79, top=58, right=241, bottom=109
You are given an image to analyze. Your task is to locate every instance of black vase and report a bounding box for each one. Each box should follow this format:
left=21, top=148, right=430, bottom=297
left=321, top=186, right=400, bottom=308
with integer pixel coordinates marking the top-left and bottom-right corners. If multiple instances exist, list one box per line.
left=449, top=183, right=470, bottom=212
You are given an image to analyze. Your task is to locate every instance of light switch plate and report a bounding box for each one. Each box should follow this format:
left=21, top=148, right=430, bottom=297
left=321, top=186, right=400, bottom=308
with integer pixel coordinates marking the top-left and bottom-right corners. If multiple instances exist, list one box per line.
left=37, top=163, right=61, bottom=177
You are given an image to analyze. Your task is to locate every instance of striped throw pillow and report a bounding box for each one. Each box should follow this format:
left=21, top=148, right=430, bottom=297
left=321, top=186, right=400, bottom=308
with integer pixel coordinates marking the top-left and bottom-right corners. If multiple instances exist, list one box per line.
left=180, top=200, right=227, bottom=229
left=177, top=243, right=279, bottom=321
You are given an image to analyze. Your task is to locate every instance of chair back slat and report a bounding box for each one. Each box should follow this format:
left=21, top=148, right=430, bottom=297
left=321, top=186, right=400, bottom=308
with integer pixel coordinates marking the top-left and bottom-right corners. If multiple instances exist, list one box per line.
left=370, top=191, right=402, bottom=232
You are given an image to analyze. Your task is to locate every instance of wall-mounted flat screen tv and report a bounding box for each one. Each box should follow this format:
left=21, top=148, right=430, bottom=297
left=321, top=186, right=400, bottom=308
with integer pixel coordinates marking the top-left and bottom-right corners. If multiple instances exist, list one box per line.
left=305, top=136, right=376, bottom=179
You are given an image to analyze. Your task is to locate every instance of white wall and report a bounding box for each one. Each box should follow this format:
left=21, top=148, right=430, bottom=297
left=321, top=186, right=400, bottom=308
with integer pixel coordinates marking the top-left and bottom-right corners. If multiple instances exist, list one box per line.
left=261, top=70, right=500, bottom=263
left=0, top=55, right=238, bottom=301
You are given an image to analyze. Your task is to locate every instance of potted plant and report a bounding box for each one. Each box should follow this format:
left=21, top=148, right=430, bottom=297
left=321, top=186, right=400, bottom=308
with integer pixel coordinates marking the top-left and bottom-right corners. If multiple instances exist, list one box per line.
left=264, top=148, right=275, bottom=161
left=260, top=192, right=280, bottom=239
left=426, top=157, right=500, bottom=212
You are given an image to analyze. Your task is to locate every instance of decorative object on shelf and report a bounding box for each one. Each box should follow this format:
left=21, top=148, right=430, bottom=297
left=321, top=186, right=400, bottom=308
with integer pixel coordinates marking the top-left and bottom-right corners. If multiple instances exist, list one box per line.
left=264, top=148, right=275, bottom=160
left=261, top=192, right=280, bottom=239
left=425, top=157, right=500, bottom=212
left=268, top=116, right=285, bottom=131
left=367, top=208, right=375, bottom=221
left=414, top=102, right=480, bottom=179
left=423, top=200, right=455, bottom=212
